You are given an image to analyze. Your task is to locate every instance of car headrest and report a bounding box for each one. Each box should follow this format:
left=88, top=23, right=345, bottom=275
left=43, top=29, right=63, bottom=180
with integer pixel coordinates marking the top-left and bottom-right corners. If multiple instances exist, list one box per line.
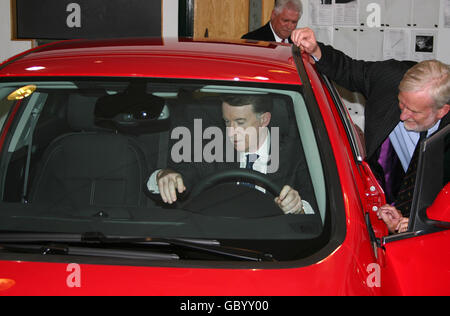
left=67, top=94, right=105, bottom=131
left=269, top=94, right=292, bottom=140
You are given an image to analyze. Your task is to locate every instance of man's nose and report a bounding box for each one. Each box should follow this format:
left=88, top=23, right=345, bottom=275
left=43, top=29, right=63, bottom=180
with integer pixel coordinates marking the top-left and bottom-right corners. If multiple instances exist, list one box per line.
left=227, top=126, right=237, bottom=137
left=400, top=108, right=411, bottom=121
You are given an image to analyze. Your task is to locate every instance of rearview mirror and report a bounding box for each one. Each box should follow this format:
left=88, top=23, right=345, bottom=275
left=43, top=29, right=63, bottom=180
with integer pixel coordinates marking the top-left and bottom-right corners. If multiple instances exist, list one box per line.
left=94, top=83, right=169, bottom=134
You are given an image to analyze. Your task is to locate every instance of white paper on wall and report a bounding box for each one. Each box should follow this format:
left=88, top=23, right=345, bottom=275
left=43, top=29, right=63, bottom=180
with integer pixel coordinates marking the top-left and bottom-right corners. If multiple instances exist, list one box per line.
left=333, top=27, right=358, bottom=58
left=383, top=29, right=411, bottom=60
left=410, top=29, right=438, bottom=61
left=385, top=0, right=412, bottom=28
left=357, top=28, right=384, bottom=61
left=334, top=0, right=359, bottom=26
left=444, top=0, right=450, bottom=28
left=412, top=0, right=440, bottom=28
left=312, top=26, right=333, bottom=45
left=309, top=0, right=333, bottom=26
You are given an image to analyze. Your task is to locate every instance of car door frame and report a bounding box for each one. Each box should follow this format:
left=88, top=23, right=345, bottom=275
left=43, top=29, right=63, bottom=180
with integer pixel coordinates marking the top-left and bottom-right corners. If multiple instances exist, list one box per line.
left=380, top=125, right=450, bottom=295
left=322, top=73, right=450, bottom=295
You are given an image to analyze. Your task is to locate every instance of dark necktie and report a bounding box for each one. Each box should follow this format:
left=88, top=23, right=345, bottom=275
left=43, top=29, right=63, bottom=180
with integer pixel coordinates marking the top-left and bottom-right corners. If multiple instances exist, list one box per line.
left=240, top=154, right=259, bottom=188
left=245, top=154, right=259, bottom=169
left=394, top=131, right=428, bottom=217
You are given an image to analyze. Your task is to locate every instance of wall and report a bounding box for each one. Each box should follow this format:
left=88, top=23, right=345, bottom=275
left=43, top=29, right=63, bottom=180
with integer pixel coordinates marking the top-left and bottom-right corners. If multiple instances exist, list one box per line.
left=0, top=0, right=32, bottom=63
left=163, top=0, right=179, bottom=38
left=298, top=0, right=450, bottom=63
left=3, top=0, right=448, bottom=62
left=0, top=0, right=179, bottom=63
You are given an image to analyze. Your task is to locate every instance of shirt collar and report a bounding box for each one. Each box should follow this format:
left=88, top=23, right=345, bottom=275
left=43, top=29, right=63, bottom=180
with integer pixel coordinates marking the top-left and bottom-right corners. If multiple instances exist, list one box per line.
left=269, top=22, right=284, bottom=43
left=239, top=129, right=270, bottom=163
left=426, top=119, right=441, bottom=137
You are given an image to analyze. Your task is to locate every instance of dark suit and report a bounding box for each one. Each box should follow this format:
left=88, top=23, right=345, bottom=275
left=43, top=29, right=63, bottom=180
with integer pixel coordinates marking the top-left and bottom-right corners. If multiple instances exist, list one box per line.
left=167, top=125, right=318, bottom=213
left=315, top=42, right=449, bottom=199
left=241, top=22, right=293, bottom=43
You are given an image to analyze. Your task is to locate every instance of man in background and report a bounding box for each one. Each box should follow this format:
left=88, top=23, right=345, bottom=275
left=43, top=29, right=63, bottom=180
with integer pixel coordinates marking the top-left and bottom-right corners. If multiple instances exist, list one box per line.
left=242, top=0, right=303, bottom=43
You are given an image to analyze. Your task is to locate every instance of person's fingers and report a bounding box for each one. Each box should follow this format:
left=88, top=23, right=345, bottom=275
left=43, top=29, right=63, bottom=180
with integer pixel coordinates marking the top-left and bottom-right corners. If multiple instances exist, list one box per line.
left=158, top=177, right=169, bottom=203
left=277, top=188, right=303, bottom=214
left=380, top=205, right=402, bottom=219
left=157, top=171, right=185, bottom=204
left=285, top=199, right=303, bottom=214
left=291, top=28, right=312, bottom=46
left=396, top=218, right=409, bottom=233
left=168, top=178, right=177, bottom=203
left=176, top=175, right=186, bottom=193
left=283, top=195, right=298, bottom=212
left=278, top=185, right=291, bottom=202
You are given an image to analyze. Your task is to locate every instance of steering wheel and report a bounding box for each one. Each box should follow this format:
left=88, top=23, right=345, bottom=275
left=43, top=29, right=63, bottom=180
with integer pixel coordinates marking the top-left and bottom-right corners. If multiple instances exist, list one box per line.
left=189, top=169, right=283, bottom=199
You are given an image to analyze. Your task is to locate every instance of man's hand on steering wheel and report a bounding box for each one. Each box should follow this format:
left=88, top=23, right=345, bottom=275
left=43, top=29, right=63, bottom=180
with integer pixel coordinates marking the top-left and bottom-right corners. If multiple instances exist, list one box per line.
left=157, top=169, right=186, bottom=204
left=275, top=185, right=305, bottom=215
left=160, top=168, right=305, bottom=215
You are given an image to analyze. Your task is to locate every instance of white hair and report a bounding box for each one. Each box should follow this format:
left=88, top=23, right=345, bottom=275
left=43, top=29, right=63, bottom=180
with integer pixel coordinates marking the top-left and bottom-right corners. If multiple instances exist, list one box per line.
left=274, top=0, right=303, bottom=16
left=399, top=60, right=450, bottom=110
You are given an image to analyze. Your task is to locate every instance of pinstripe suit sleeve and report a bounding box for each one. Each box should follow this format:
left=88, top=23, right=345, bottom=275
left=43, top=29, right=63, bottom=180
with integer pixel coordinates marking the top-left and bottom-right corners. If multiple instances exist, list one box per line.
left=315, top=42, right=376, bottom=99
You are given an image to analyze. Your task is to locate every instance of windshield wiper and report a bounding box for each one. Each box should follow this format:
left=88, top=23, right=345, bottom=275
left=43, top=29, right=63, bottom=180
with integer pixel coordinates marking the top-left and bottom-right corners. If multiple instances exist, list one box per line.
left=1, top=243, right=179, bottom=261
left=0, top=232, right=275, bottom=262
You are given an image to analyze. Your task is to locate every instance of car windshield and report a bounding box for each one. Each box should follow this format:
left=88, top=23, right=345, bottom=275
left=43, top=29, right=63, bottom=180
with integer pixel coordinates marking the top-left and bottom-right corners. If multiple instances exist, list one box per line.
left=0, top=78, right=337, bottom=261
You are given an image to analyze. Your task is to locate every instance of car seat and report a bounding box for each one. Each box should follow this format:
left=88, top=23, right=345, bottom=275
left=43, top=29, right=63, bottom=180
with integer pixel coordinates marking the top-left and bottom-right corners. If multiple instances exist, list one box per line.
left=28, top=93, right=150, bottom=211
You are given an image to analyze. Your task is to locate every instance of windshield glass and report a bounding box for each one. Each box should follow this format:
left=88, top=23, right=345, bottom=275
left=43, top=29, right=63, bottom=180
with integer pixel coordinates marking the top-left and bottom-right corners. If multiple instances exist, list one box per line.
left=0, top=78, right=335, bottom=261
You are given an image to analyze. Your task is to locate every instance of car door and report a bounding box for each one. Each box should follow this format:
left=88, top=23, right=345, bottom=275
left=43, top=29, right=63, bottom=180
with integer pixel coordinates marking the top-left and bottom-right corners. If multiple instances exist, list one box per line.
left=296, top=45, right=450, bottom=296
left=380, top=125, right=450, bottom=296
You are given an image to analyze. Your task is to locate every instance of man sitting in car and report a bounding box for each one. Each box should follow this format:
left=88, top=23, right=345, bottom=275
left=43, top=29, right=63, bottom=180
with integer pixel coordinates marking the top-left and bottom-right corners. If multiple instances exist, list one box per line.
left=147, top=94, right=316, bottom=215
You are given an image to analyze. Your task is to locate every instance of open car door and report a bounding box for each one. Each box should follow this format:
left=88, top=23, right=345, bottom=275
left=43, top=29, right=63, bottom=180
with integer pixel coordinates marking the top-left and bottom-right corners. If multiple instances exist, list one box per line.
left=380, top=125, right=450, bottom=296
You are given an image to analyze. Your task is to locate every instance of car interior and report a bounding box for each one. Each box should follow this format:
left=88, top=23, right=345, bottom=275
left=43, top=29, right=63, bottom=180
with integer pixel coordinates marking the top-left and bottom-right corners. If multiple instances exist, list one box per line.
left=0, top=79, right=331, bottom=260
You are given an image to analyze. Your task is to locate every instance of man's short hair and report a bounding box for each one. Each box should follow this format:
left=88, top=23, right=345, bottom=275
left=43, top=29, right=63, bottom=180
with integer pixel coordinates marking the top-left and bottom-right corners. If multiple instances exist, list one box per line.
left=399, top=59, right=450, bottom=110
left=274, top=0, right=303, bottom=16
left=222, top=94, right=273, bottom=115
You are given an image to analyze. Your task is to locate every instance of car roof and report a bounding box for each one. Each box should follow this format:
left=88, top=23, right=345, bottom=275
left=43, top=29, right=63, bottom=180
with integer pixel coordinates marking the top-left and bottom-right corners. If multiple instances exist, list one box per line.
left=0, top=38, right=302, bottom=85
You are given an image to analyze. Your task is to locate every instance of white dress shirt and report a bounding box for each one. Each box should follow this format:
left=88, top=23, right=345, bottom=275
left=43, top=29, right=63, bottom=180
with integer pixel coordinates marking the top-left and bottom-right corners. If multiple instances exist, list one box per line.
left=238, top=132, right=314, bottom=214
left=389, top=120, right=440, bottom=172
left=148, top=130, right=315, bottom=214
left=269, top=23, right=286, bottom=43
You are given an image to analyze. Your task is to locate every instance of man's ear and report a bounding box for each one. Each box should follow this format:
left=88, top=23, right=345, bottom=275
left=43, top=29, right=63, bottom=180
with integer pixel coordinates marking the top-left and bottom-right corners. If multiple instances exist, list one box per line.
left=437, top=103, right=450, bottom=120
left=271, top=9, right=277, bottom=20
left=260, top=112, right=272, bottom=128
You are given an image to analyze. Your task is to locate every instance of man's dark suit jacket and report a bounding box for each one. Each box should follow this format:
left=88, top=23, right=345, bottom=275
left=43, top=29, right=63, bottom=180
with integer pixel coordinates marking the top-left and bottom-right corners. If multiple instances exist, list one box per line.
left=241, top=22, right=293, bottom=43
left=315, top=42, right=449, bottom=196
left=167, top=126, right=318, bottom=213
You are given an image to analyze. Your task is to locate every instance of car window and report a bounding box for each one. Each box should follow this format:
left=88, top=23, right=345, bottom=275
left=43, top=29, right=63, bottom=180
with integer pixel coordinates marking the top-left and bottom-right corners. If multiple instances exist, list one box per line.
left=0, top=78, right=339, bottom=261
left=0, top=98, right=14, bottom=132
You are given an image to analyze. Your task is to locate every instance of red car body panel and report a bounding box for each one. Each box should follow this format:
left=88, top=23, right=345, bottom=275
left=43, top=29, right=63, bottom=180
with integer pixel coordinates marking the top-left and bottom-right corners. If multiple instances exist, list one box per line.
left=0, top=38, right=448, bottom=296
left=427, top=182, right=450, bottom=223
left=382, top=229, right=450, bottom=296
left=0, top=39, right=300, bottom=85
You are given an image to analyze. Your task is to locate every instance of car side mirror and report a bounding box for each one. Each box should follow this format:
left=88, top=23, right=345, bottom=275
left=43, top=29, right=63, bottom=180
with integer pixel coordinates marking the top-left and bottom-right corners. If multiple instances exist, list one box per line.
left=425, top=183, right=450, bottom=229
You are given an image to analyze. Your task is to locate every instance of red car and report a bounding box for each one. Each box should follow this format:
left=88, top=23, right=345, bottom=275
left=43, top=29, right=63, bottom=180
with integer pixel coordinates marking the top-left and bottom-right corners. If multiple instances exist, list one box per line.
left=0, top=38, right=448, bottom=297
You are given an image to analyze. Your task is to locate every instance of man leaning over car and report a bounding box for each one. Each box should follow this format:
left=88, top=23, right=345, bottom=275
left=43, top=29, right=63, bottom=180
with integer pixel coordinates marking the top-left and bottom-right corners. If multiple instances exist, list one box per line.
left=291, top=27, right=450, bottom=233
